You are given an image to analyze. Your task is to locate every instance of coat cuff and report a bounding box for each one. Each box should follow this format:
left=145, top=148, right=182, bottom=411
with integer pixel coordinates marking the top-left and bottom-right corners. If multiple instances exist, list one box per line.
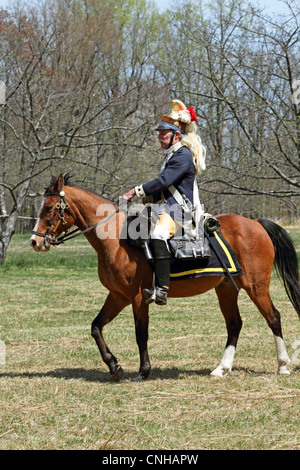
left=135, top=185, right=146, bottom=198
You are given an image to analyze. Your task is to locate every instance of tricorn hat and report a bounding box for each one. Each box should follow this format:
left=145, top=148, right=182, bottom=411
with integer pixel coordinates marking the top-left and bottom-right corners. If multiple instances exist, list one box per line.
left=155, top=99, right=199, bottom=134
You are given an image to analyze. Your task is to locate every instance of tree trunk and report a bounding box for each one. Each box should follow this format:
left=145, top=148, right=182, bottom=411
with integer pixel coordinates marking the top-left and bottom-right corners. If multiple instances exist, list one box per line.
left=0, top=212, right=17, bottom=264
left=0, top=175, right=32, bottom=264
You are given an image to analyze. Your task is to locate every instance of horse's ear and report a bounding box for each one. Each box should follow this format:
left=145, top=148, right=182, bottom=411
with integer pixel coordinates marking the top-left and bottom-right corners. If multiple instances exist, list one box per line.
left=57, top=174, right=64, bottom=193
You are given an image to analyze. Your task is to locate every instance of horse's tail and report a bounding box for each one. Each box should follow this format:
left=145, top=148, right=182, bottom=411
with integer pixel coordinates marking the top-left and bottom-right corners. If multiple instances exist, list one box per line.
left=258, top=218, right=300, bottom=318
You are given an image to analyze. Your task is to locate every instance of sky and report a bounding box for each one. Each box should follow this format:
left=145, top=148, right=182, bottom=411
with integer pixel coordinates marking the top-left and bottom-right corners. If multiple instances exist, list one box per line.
left=154, top=0, right=292, bottom=14
left=0, top=0, right=293, bottom=14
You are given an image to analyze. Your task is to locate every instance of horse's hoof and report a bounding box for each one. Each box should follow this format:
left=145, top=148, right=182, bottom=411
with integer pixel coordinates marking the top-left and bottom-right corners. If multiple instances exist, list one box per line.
left=277, top=359, right=291, bottom=375
left=277, top=367, right=291, bottom=375
left=132, top=373, right=144, bottom=382
left=210, top=366, right=231, bottom=378
left=112, top=365, right=124, bottom=382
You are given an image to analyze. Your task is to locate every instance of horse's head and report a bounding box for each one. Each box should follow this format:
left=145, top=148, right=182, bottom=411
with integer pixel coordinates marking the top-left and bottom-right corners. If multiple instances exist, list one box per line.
left=30, top=174, right=76, bottom=252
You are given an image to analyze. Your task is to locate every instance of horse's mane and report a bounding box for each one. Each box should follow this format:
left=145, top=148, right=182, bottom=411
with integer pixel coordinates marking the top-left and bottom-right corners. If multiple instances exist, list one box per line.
left=45, top=173, right=118, bottom=206
left=44, top=173, right=74, bottom=196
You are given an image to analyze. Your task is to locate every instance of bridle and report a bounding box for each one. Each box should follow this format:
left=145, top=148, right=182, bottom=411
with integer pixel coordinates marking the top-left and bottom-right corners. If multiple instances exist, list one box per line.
left=32, top=188, right=123, bottom=247
left=32, top=189, right=76, bottom=248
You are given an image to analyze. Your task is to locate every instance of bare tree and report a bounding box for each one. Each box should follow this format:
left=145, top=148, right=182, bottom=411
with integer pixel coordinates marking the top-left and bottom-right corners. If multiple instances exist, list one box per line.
left=3, top=0, right=298, bottom=265
left=0, top=0, right=164, bottom=263
left=157, top=0, right=300, bottom=218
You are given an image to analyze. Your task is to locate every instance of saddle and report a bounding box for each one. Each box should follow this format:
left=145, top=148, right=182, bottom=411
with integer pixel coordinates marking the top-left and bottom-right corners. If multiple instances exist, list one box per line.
left=168, top=214, right=220, bottom=260
left=127, top=206, right=220, bottom=262
left=127, top=207, right=242, bottom=290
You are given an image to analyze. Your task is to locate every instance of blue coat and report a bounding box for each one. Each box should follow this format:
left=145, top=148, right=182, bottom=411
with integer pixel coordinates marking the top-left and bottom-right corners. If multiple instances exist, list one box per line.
left=142, top=145, right=195, bottom=221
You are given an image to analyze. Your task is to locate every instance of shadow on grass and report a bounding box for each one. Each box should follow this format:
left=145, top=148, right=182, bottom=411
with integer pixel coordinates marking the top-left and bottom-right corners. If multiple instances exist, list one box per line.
left=0, top=366, right=211, bottom=382
left=2, top=365, right=294, bottom=382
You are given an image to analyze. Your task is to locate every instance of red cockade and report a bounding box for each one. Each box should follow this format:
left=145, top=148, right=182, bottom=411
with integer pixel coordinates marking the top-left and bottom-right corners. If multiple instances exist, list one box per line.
left=187, top=107, right=198, bottom=121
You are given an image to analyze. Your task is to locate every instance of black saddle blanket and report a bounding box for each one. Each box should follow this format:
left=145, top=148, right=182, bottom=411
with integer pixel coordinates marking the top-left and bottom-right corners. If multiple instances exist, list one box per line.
left=170, top=230, right=243, bottom=281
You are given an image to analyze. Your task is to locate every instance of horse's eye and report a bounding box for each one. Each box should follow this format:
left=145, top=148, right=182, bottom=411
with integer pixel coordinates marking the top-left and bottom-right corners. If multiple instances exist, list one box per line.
left=45, top=205, right=53, bottom=212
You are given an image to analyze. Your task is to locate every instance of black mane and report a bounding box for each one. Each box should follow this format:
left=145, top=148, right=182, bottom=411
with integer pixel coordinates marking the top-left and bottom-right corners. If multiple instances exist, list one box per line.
left=44, top=173, right=117, bottom=206
left=44, top=173, right=74, bottom=197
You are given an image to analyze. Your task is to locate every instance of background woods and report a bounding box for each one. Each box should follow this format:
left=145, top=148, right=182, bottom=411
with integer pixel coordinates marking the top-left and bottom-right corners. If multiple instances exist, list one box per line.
left=0, top=0, right=299, bottom=263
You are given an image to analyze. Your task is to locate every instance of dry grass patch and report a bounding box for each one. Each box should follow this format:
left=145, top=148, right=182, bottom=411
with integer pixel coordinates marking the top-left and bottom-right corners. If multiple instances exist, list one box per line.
left=0, top=234, right=299, bottom=449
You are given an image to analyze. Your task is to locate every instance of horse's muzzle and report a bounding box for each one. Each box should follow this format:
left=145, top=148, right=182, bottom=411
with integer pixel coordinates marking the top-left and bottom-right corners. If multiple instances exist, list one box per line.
left=29, top=235, right=51, bottom=252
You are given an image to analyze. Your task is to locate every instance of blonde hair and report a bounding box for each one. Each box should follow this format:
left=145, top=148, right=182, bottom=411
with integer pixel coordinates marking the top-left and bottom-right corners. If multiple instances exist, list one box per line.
left=180, top=122, right=206, bottom=175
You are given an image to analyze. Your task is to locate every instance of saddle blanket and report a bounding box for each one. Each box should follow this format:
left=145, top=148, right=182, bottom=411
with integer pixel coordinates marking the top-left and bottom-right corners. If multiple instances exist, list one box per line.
left=170, top=230, right=243, bottom=281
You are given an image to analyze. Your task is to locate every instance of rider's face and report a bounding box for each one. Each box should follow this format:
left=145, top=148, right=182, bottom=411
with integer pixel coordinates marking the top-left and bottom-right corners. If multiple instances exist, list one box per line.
left=158, top=129, right=179, bottom=150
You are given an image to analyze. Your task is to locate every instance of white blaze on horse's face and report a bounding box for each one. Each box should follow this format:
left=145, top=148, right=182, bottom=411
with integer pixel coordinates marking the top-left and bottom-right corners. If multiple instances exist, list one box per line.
left=29, top=198, right=51, bottom=252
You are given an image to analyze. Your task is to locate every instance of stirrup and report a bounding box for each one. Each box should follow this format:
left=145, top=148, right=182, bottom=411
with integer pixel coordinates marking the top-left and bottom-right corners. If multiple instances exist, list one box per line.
left=142, top=288, right=156, bottom=304
left=155, top=286, right=168, bottom=305
left=142, top=287, right=168, bottom=306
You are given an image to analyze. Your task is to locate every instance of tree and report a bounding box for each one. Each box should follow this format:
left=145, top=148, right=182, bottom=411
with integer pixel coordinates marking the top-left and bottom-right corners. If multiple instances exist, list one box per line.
left=0, top=0, right=164, bottom=263
left=2, top=0, right=299, bottom=264
left=156, top=0, right=300, bottom=218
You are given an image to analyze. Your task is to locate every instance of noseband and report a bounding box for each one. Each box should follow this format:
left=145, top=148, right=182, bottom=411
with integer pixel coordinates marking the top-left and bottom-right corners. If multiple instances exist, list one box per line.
left=32, top=189, right=76, bottom=247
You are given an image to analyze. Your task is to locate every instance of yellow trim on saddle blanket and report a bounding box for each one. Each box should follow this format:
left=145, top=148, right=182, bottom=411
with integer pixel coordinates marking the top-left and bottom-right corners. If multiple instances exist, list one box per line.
left=170, top=231, right=238, bottom=278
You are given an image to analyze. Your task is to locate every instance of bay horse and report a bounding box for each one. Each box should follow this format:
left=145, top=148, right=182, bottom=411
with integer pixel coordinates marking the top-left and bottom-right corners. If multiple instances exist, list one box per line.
left=30, top=174, right=300, bottom=381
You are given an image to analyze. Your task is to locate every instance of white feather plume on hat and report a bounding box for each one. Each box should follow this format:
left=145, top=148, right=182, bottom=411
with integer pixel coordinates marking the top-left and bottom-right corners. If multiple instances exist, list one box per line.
left=170, top=99, right=186, bottom=113
left=169, top=99, right=191, bottom=124
left=169, top=99, right=199, bottom=126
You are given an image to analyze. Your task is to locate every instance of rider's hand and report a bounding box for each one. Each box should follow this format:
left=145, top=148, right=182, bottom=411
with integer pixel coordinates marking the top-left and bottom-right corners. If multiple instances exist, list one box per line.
left=122, top=188, right=136, bottom=202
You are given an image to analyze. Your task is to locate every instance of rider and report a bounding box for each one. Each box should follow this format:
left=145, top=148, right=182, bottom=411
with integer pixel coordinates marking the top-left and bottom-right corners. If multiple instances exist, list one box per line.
left=123, top=99, right=206, bottom=305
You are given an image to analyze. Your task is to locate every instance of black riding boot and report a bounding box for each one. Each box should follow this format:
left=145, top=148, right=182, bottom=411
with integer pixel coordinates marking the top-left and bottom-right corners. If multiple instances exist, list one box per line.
left=143, top=239, right=171, bottom=306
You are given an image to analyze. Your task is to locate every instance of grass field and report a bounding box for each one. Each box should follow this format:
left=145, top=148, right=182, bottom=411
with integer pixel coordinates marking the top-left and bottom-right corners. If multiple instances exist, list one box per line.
left=0, top=231, right=299, bottom=450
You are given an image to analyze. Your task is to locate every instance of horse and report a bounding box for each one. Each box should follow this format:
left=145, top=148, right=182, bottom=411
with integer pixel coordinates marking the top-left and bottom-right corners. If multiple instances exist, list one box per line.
left=29, top=174, right=300, bottom=381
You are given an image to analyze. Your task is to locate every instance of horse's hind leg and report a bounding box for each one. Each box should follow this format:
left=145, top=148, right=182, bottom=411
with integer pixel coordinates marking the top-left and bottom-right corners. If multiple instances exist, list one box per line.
left=246, top=287, right=291, bottom=375
left=91, top=292, right=129, bottom=381
left=211, top=281, right=242, bottom=377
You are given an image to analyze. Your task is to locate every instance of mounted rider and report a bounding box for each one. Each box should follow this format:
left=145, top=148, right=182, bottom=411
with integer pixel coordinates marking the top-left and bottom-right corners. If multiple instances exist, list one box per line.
left=123, top=99, right=206, bottom=305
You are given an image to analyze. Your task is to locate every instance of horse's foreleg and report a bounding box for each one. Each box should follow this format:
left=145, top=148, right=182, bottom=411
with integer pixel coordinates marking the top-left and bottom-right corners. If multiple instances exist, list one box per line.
left=211, top=281, right=242, bottom=377
left=132, top=296, right=151, bottom=381
left=91, top=292, right=129, bottom=381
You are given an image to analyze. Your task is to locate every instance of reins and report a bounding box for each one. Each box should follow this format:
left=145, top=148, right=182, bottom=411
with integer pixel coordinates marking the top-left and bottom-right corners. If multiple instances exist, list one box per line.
left=32, top=189, right=124, bottom=247
left=52, top=207, right=122, bottom=246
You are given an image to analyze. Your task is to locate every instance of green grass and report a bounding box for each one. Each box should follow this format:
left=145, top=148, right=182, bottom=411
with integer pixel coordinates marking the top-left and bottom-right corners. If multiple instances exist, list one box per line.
left=0, top=233, right=299, bottom=450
